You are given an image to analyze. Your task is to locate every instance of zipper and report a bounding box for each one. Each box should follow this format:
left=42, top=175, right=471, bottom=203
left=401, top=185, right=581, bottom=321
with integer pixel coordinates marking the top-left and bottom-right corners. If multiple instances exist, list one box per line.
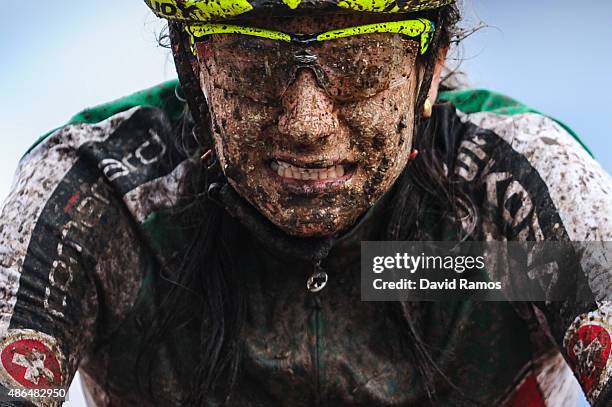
left=307, top=262, right=325, bottom=407
left=313, top=292, right=323, bottom=407
left=308, top=244, right=333, bottom=406
left=307, top=262, right=328, bottom=293
left=308, top=293, right=323, bottom=407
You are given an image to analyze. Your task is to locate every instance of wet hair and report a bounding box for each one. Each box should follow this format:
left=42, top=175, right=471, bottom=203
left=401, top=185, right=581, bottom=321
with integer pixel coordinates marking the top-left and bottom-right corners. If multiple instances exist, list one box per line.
left=139, top=4, right=478, bottom=406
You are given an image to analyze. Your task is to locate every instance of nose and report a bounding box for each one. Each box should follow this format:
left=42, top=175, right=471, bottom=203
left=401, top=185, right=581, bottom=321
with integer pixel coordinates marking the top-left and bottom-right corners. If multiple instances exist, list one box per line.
left=277, top=69, right=339, bottom=145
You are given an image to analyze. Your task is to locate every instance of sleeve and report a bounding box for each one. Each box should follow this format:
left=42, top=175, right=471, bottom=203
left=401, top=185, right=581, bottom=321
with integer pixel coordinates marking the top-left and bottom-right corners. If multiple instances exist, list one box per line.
left=457, top=110, right=612, bottom=406
left=0, top=113, right=150, bottom=406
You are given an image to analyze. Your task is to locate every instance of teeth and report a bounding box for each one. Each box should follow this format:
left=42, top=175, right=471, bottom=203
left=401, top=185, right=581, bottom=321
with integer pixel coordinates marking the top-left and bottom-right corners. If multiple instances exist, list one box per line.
left=272, top=160, right=346, bottom=181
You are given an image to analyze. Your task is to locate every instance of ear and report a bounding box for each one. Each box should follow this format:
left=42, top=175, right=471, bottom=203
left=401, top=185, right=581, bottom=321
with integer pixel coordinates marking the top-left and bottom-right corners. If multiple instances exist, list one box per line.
left=427, top=46, right=449, bottom=103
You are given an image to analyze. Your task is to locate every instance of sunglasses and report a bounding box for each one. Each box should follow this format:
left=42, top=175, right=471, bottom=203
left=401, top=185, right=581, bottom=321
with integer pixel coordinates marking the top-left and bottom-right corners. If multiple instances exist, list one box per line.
left=185, top=19, right=436, bottom=55
left=187, top=19, right=436, bottom=103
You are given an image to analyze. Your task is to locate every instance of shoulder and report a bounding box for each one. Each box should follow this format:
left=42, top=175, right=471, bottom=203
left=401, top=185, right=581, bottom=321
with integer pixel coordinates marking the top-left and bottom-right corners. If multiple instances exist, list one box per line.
left=29, top=79, right=183, bottom=152
left=21, top=80, right=195, bottom=225
left=26, top=78, right=185, bottom=172
left=440, top=88, right=612, bottom=241
left=1, top=80, right=196, bottom=333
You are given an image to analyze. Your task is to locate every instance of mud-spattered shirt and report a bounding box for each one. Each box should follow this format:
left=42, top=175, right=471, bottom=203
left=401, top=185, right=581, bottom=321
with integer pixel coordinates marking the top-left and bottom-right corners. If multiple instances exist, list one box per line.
left=1, top=81, right=611, bottom=406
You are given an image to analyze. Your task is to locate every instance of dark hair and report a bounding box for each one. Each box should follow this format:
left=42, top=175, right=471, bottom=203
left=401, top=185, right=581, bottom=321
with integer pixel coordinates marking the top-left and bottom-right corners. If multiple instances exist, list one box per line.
left=140, top=4, right=477, bottom=406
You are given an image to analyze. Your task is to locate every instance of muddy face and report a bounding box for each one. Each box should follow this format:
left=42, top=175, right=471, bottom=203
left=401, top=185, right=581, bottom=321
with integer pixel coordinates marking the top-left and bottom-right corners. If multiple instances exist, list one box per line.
left=197, top=15, right=423, bottom=236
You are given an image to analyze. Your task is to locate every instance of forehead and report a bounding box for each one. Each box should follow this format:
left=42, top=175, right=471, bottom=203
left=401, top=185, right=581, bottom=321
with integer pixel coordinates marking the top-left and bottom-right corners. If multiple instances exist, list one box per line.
left=230, top=13, right=419, bottom=33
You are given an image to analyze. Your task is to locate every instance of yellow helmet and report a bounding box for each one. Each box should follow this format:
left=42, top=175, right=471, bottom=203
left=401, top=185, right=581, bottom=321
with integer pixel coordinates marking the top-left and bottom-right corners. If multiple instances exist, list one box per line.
left=144, top=0, right=455, bottom=23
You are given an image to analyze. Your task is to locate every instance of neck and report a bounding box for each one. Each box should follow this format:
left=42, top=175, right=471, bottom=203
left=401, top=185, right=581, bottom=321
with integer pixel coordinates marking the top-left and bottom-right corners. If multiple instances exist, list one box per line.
left=211, top=182, right=390, bottom=267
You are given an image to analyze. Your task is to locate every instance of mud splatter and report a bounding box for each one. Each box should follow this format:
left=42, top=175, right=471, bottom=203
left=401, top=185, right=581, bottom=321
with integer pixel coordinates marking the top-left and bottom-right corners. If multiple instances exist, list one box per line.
left=198, top=14, right=425, bottom=236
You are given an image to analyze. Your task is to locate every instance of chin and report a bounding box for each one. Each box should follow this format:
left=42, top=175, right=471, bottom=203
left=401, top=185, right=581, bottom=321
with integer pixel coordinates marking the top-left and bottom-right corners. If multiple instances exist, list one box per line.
left=267, top=209, right=361, bottom=238
left=282, top=225, right=339, bottom=238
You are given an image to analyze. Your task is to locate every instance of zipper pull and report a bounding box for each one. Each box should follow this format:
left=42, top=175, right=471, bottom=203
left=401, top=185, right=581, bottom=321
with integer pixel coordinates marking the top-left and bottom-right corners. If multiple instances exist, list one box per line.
left=307, top=261, right=328, bottom=293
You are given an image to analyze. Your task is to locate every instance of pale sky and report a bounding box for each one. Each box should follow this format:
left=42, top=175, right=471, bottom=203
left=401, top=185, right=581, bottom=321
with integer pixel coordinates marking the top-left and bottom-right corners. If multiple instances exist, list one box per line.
left=2, top=1, right=610, bottom=405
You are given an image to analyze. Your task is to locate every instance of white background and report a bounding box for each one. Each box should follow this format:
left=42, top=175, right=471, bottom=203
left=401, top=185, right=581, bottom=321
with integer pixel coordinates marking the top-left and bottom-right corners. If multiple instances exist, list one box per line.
left=2, top=1, right=610, bottom=405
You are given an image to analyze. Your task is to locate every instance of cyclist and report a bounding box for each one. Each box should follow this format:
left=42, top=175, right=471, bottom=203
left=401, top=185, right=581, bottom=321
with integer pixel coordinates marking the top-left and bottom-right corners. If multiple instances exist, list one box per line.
left=0, top=1, right=611, bottom=405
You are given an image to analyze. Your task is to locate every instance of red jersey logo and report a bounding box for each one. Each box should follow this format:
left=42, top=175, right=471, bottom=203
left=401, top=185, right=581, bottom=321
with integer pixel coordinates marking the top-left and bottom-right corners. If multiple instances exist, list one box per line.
left=0, top=330, right=64, bottom=389
left=566, top=323, right=612, bottom=396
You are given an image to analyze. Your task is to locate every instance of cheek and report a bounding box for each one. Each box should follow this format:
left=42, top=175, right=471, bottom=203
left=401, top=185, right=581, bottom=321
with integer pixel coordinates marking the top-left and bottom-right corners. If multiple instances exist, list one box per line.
left=341, top=89, right=414, bottom=154
left=340, top=84, right=413, bottom=145
left=200, top=55, right=278, bottom=149
left=204, top=85, right=280, bottom=176
left=206, top=88, right=277, bottom=143
left=338, top=84, right=415, bottom=202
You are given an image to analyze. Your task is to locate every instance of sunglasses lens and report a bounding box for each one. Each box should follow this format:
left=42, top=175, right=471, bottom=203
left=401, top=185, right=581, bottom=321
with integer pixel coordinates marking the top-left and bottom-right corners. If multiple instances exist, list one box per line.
left=199, top=36, right=295, bottom=104
left=198, top=32, right=419, bottom=103
left=317, top=34, right=418, bottom=101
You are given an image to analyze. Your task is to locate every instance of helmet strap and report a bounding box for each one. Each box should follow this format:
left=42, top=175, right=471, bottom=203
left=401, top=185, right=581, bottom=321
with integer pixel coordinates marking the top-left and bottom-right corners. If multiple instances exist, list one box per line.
left=169, top=21, right=213, bottom=149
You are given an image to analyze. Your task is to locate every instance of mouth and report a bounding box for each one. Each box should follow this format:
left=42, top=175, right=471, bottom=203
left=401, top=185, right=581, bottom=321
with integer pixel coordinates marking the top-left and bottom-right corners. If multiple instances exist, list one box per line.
left=267, top=159, right=356, bottom=194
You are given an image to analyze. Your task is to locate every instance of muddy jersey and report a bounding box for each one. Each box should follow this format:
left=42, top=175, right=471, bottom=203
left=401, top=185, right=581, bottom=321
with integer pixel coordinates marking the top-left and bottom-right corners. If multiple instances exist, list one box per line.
left=0, top=81, right=611, bottom=406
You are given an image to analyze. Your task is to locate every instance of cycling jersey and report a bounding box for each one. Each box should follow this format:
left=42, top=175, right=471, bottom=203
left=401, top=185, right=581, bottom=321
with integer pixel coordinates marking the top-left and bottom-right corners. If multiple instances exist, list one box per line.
left=1, top=80, right=611, bottom=406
